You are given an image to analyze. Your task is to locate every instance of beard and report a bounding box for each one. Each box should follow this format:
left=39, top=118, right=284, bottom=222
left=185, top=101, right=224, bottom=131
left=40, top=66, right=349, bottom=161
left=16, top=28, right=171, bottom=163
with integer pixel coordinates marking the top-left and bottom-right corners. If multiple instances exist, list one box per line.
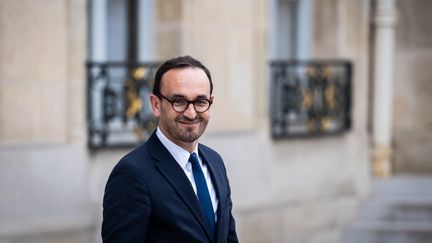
left=160, top=114, right=209, bottom=144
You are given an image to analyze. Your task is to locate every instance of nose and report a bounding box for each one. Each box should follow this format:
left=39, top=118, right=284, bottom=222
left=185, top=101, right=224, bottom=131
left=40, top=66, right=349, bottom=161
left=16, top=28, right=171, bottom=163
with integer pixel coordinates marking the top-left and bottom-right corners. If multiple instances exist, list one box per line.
left=183, top=103, right=197, bottom=119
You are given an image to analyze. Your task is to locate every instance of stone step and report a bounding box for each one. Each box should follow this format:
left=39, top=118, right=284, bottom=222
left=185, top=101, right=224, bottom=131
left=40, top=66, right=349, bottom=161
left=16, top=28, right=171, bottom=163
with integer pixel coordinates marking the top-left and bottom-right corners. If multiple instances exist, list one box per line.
left=344, top=221, right=432, bottom=243
left=0, top=226, right=96, bottom=243
left=372, top=176, right=432, bottom=197
left=344, top=176, right=432, bottom=243
left=359, top=196, right=432, bottom=222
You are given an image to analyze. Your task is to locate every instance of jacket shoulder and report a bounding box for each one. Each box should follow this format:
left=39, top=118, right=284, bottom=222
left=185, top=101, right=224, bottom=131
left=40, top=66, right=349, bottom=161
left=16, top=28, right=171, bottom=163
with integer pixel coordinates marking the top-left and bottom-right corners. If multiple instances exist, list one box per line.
left=198, top=143, right=222, bottom=158
left=111, top=140, right=155, bottom=176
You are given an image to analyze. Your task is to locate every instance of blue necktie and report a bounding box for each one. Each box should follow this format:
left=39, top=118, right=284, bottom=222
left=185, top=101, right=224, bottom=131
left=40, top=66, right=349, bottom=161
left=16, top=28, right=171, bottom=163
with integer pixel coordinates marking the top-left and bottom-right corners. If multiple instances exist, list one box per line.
left=189, top=152, right=215, bottom=237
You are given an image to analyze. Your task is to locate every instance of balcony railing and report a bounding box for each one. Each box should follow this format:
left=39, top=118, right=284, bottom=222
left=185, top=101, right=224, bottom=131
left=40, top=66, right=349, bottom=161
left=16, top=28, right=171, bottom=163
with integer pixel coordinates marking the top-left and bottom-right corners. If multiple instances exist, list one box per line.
left=269, top=60, right=352, bottom=138
left=87, top=60, right=352, bottom=148
left=86, top=61, right=162, bottom=149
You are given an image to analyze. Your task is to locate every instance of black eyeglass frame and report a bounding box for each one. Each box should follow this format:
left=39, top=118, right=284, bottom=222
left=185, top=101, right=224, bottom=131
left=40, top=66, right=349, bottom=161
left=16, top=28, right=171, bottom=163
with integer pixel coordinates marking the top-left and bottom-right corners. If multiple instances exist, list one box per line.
left=156, top=93, right=213, bottom=113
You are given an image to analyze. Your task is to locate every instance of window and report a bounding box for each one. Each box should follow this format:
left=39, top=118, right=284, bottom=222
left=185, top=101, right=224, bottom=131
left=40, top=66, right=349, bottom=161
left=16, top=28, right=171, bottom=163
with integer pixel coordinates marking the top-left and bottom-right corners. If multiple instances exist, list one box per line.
left=270, top=0, right=313, bottom=60
left=87, top=0, right=158, bottom=149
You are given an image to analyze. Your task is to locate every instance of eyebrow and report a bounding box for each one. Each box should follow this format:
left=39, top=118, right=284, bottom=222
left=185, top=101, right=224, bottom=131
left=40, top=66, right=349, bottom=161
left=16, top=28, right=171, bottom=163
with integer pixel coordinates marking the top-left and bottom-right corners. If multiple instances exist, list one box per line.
left=170, top=94, right=210, bottom=100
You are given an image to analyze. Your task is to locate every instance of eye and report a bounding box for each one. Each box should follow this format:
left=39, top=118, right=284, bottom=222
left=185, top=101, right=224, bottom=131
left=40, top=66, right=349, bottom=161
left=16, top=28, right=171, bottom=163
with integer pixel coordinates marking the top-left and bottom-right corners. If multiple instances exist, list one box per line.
left=195, top=99, right=209, bottom=107
left=173, top=99, right=188, bottom=107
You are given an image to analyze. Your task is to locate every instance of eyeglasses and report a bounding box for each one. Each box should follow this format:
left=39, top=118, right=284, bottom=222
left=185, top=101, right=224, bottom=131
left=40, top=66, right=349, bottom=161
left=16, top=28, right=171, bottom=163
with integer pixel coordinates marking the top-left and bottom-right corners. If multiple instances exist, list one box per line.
left=157, top=93, right=213, bottom=113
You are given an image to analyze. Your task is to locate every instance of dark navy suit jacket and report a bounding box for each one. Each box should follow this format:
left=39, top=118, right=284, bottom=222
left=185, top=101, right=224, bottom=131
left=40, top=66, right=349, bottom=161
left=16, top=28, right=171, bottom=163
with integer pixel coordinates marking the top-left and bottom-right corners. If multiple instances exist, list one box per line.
left=102, top=131, right=238, bottom=243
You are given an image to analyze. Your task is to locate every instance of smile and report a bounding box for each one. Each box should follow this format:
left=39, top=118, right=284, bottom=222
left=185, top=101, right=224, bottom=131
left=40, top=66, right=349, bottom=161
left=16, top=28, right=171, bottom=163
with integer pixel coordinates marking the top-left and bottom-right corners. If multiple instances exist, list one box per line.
left=178, top=120, right=200, bottom=125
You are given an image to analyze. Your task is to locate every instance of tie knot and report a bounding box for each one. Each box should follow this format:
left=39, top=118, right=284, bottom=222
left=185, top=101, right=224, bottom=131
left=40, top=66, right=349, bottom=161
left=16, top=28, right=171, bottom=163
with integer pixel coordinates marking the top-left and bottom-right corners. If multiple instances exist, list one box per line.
left=189, top=152, right=200, bottom=166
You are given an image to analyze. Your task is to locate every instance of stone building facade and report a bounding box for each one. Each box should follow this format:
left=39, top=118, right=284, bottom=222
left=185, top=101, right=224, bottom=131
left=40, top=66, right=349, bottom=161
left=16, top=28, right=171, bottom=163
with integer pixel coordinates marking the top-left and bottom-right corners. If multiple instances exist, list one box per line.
left=0, top=0, right=430, bottom=242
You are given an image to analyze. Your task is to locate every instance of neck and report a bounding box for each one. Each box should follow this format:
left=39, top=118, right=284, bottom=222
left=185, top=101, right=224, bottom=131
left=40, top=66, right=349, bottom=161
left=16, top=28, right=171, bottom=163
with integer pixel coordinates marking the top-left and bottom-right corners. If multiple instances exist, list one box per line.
left=177, top=141, right=197, bottom=153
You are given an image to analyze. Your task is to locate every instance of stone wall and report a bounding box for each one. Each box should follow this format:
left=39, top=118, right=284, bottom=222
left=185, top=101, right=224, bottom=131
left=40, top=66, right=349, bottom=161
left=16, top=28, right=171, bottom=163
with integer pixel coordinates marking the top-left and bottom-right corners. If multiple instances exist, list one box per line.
left=0, top=0, right=93, bottom=241
left=0, top=0, right=375, bottom=242
left=393, top=0, right=432, bottom=173
left=155, top=0, right=183, bottom=59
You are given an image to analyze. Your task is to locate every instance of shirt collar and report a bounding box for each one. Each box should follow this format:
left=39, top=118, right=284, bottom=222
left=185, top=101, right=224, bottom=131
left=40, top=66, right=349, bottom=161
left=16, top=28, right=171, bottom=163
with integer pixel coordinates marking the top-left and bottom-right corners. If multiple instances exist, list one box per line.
left=156, top=127, right=199, bottom=169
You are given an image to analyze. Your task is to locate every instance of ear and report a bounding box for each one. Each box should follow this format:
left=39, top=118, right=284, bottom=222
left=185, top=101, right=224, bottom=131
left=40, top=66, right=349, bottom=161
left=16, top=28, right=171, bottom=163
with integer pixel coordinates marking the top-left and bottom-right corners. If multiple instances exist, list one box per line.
left=208, top=95, right=215, bottom=116
left=149, top=94, right=161, bottom=118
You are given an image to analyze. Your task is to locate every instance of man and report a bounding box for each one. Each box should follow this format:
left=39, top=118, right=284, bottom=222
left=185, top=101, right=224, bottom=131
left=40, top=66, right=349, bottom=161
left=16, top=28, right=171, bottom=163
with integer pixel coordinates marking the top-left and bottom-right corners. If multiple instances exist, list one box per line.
left=102, top=56, right=238, bottom=243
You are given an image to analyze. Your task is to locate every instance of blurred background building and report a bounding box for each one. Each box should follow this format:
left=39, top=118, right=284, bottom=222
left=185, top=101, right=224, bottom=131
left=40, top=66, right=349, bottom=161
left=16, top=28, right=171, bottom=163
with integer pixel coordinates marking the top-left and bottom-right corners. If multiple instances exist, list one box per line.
left=1, top=0, right=432, bottom=242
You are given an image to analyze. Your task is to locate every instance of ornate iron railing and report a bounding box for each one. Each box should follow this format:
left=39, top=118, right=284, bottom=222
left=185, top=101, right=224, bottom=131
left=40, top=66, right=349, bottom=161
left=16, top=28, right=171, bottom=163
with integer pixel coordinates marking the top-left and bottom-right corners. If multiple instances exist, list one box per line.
left=269, top=60, right=352, bottom=138
left=87, top=61, right=161, bottom=149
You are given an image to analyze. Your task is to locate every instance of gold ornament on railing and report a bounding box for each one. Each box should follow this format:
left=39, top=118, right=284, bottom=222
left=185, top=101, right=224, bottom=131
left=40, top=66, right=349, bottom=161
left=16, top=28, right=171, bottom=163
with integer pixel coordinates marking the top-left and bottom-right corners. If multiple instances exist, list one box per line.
left=302, top=90, right=313, bottom=108
left=125, top=66, right=149, bottom=140
left=320, top=117, right=333, bottom=131
left=132, top=66, right=147, bottom=80
left=125, top=78, right=143, bottom=119
left=324, top=84, right=338, bottom=110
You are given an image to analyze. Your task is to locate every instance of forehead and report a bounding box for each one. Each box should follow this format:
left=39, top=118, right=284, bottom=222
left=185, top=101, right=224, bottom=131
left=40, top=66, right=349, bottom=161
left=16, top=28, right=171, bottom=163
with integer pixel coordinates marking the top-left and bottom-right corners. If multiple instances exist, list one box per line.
left=160, top=67, right=211, bottom=95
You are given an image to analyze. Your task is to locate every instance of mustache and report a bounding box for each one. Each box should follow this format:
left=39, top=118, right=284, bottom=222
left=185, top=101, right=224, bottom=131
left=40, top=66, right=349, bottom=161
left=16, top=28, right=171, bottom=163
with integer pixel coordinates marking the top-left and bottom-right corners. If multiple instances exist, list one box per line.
left=176, top=116, right=202, bottom=123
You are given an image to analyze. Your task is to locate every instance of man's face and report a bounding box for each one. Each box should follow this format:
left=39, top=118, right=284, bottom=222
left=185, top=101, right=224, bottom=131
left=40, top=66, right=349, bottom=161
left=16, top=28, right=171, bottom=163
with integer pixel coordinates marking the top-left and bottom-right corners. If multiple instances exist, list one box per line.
left=150, top=67, right=213, bottom=148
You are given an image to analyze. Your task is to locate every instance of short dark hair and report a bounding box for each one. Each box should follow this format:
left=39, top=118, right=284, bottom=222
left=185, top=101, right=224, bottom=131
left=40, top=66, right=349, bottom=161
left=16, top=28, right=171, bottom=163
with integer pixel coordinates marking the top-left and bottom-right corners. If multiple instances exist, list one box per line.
left=152, top=55, right=213, bottom=95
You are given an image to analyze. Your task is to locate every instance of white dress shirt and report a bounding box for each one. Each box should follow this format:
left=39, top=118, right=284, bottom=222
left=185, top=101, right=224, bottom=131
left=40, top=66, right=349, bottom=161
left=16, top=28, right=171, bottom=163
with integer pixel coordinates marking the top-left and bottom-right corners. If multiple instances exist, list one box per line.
left=156, top=127, right=219, bottom=215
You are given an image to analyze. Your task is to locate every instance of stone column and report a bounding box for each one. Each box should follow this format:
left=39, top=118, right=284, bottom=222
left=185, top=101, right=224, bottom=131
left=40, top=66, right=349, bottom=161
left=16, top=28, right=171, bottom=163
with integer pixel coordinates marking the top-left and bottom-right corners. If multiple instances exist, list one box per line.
left=90, top=0, right=107, bottom=61
left=372, top=0, right=397, bottom=177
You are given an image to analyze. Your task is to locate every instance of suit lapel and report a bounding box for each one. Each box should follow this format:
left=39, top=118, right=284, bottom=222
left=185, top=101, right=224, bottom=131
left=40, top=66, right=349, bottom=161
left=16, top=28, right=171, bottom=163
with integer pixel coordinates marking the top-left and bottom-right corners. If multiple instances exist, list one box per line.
left=199, top=146, right=227, bottom=242
left=199, top=146, right=225, bottom=208
left=147, top=133, right=213, bottom=241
